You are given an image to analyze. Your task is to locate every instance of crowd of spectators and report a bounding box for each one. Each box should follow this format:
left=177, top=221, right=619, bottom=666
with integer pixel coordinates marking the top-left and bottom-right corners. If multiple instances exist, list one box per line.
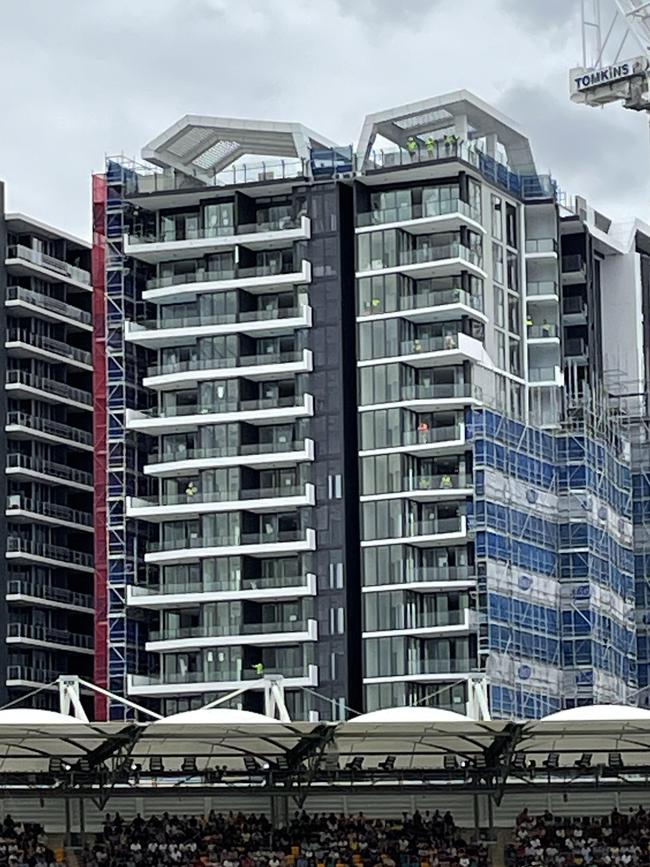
left=507, top=807, right=650, bottom=867
left=0, top=815, right=61, bottom=867
left=82, top=810, right=487, bottom=867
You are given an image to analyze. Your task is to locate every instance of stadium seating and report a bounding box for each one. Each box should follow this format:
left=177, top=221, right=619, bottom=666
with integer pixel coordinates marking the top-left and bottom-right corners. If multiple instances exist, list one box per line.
left=82, top=810, right=488, bottom=867
left=0, top=815, right=61, bottom=867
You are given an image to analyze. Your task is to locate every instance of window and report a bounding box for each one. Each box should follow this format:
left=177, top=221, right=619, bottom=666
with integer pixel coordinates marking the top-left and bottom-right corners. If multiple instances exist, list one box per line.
left=329, top=562, right=344, bottom=589
left=492, top=243, right=504, bottom=284
left=509, top=339, right=522, bottom=377
left=494, top=287, right=505, bottom=328
left=508, top=296, right=520, bottom=335
left=327, top=474, right=342, bottom=498
left=496, top=331, right=506, bottom=369
left=491, top=195, right=503, bottom=240
left=506, top=203, right=518, bottom=248
left=507, top=251, right=519, bottom=292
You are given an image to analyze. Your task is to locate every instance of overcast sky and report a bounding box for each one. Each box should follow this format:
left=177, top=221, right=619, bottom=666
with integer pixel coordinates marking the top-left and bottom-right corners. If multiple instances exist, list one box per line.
left=0, top=0, right=648, bottom=239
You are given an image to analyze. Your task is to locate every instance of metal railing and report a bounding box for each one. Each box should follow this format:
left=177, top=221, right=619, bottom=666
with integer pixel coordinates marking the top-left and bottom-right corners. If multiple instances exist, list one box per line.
left=357, top=198, right=481, bottom=228
left=407, top=517, right=465, bottom=536
left=6, top=286, right=92, bottom=325
left=370, top=609, right=467, bottom=631
left=562, top=254, right=586, bottom=274
left=147, top=349, right=303, bottom=378
left=7, top=496, right=93, bottom=527
left=149, top=528, right=309, bottom=553
left=134, top=573, right=308, bottom=597
left=367, top=565, right=474, bottom=586
left=5, top=370, right=92, bottom=406
left=149, top=618, right=310, bottom=642
left=6, top=537, right=93, bottom=567
left=133, top=484, right=308, bottom=509
left=6, top=453, right=92, bottom=487
left=155, top=439, right=307, bottom=465
left=128, top=216, right=301, bottom=246
left=140, top=665, right=310, bottom=685
left=359, top=288, right=482, bottom=316
left=5, top=411, right=92, bottom=446
left=527, top=281, right=558, bottom=297
left=126, top=158, right=308, bottom=195
left=6, top=245, right=91, bottom=286
left=398, top=383, right=477, bottom=401
left=527, top=324, right=559, bottom=338
left=6, top=579, right=93, bottom=610
left=525, top=238, right=558, bottom=254
left=405, top=657, right=474, bottom=675
left=362, top=244, right=480, bottom=272
left=140, top=394, right=305, bottom=420
left=529, top=367, right=559, bottom=383
left=135, top=305, right=305, bottom=332
left=7, top=622, right=93, bottom=649
left=6, top=329, right=92, bottom=366
left=397, top=334, right=460, bottom=356
left=6, top=665, right=62, bottom=684
left=397, top=425, right=463, bottom=447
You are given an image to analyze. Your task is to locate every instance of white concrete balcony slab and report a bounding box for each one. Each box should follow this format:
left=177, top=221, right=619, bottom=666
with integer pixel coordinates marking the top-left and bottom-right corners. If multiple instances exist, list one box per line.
left=142, top=349, right=313, bottom=392
left=127, top=664, right=319, bottom=697
left=126, top=573, right=317, bottom=609
left=357, top=288, right=486, bottom=326
left=360, top=474, right=472, bottom=504
left=144, top=438, right=314, bottom=478
left=125, top=304, right=312, bottom=349
left=145, top=527, right=316, bottom=566
left=361, top=515, right=468, bottom=548
left=124, top=215, right=311, bottom=263
left=145, top=617, right=318, bottom=653
left=142, top=259, right=312, bottom=304
left=359, top=384, right=482, bottom=415
left=357, top=333, right=485, bottom=370
left=126, top=393, right=314, bottom=436
left=127, top=482, right=315, bottom=521
left=356, top=200, right=484, bottom=235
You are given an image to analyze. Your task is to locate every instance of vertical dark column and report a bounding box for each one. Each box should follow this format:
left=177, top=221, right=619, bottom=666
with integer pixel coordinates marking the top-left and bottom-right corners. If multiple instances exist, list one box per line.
left=304, top=181, right=361, bottom=718
left=640, top=254, right=650, bottom=414
left=0, top=184, right=8, bottom=705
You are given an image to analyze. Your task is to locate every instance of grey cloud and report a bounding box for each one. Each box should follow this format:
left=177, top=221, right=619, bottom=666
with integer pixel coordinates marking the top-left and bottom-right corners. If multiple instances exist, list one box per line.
left=500, top=0, right=579, bottom=31
left=334, top=0, right=440, bottom=26
left=498, top=80, right=649, bottom=221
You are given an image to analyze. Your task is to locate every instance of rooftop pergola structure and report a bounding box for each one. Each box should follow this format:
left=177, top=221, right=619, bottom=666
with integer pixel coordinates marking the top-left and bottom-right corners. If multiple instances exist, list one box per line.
left=141, top=115, right=340, bottom=184
left=356, top=90, right=538, bottom=175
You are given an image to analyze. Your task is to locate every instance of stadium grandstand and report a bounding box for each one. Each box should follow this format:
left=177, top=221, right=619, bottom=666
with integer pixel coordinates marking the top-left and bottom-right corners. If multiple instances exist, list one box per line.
left=0, top=679, right=649, bottom=864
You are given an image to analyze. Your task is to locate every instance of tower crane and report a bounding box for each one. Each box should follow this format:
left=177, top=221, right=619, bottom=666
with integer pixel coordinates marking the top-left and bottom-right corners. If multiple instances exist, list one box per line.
left=571, top=0, right=650, bottom=111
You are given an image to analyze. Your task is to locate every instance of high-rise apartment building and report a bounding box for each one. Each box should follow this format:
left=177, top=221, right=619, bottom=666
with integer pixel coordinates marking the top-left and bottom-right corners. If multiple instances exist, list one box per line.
left=93, top=92, right=650, bottom=721
left=0, top=186, right=94, bottom=708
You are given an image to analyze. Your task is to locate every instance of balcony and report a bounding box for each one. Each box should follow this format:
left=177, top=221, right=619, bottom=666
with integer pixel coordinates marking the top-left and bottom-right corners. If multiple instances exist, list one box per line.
left=7, top=496, right=93, bottom=532
left=143, top=348, right=313, bottom=391
left=5, top=370, right=92, bottom=410
left=144, top=438, right=315, bottom=477
left=6, top=453, right=93, bottom=490
left=126, top=572, right=317, bottom=609
left=125, top=304, right=312, bottom=349
left=6, top=245, right=91, bottom=288
left=361, top=515, right=468, bottom=548
left=525, top=238, right=558, bottom=257
left=357, top=243, right=485, bottom=280
left=356, top=199, right=482, bottom=233
left=127, top=663, right=319, bottom=697
left=6, top=286, right=92, bottom=329
left=363, top=608, right=470, bottom=639
left=124, top=215, right=311, bottom=262
left=360, top=382, right=481, bottom=413
left=358, top=333, right=484, bottom=370
left=127, top=482, right=316, bottom=521
left=365, top=657, right=475, bottom=684
left=146, top=617, right=318, bottom=652
left=6, top=537, right=94, bottom=572
left=527, top=324, right=560, bottom=342
left=6, top=579, right=93, bottom=613
left=363, top=565, right=476, bottom=591
left=6, top=665, right=63, bottom=688
left=529, top=365, right=563, bottom=386
left=127, top=393, right=314, bottom=435
left=358, top=287, right=485, bottom=323
left=145, top=527, right=316, bottom=566
left=143, top=259, right=312, bottom=304
left=565, top=338, right=588, bottom=362
left=562, top=296, right=588, bottom=322
left=361, top=473, right=472, bottom=504
left=562, top=254, right=587, bottom=283
left=6, top=623, right=93, bottom=653
left=5, top=411, right=93, bottom=450
left=526, top=281, right=559, bottom=300
left=359, top=424, right=466, bottom=459
left=6, top=330, right=92, bottom=370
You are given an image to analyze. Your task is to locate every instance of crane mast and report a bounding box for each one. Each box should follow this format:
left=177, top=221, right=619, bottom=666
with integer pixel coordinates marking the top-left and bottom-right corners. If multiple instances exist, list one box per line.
left=572, top=0, right=650, bottom=110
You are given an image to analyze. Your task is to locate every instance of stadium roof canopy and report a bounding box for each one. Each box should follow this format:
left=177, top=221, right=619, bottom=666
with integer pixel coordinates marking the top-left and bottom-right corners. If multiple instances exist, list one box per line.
left=1, top=708, right=650, bottom=799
